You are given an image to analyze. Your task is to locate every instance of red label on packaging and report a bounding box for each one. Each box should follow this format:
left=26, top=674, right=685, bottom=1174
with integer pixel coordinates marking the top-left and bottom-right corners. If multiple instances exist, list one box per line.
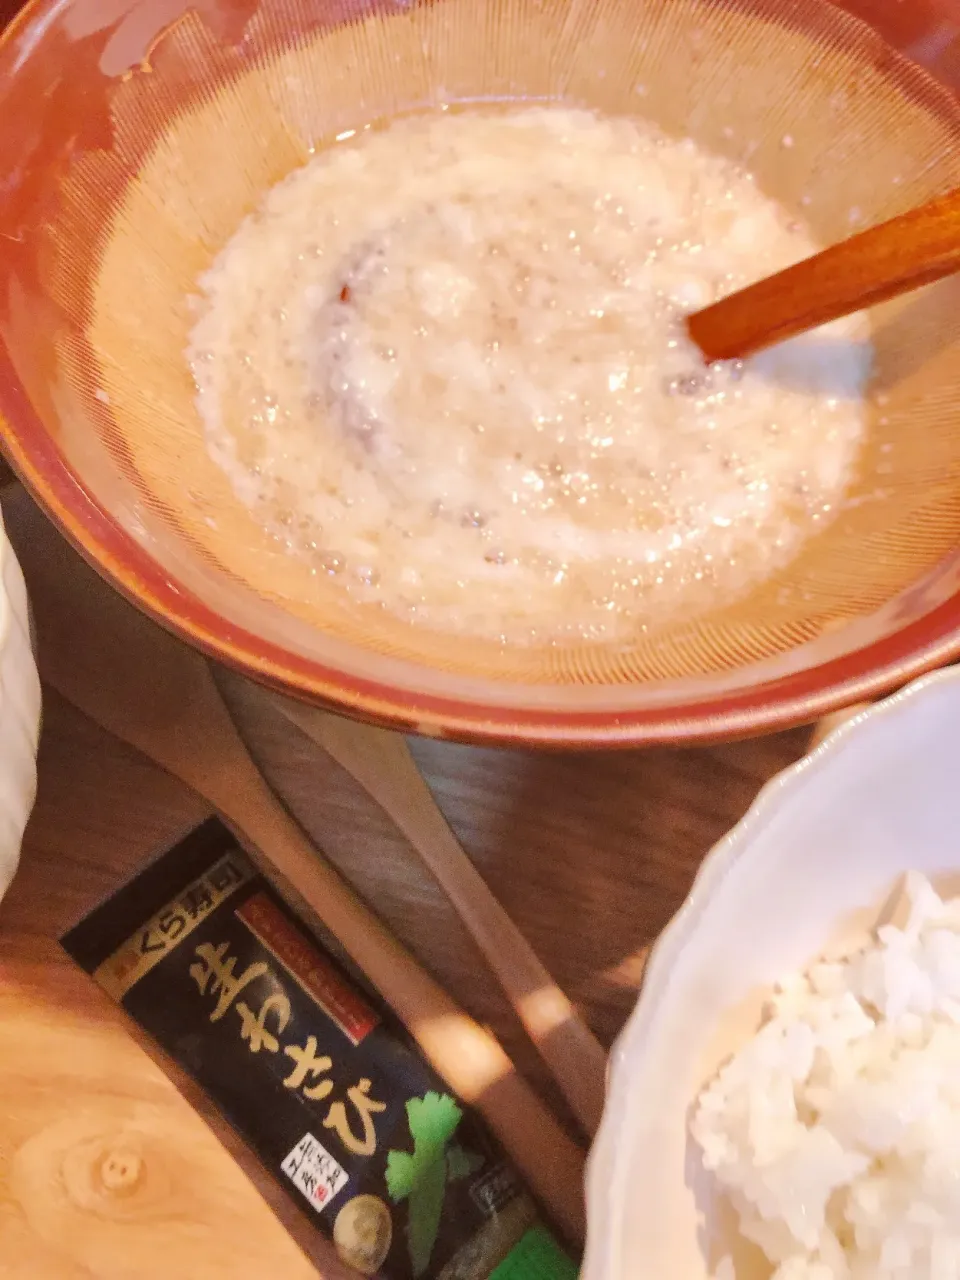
left=236, top=892, right=379, bottom=1044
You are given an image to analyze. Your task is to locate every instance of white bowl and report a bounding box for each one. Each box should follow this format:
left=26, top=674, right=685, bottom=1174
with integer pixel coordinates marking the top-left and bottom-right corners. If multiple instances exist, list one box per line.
left=0, top=496, right=41, bottom=905
left=583, top=666, right=960, bottom=1280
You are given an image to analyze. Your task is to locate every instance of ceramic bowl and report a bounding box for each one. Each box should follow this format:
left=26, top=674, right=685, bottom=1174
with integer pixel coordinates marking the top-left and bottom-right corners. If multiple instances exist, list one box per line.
left=0, top=497, right=41, bottom=904
left=583, top=665, right=960, bottom=1278
left=4, top=0, right=960, bottom=746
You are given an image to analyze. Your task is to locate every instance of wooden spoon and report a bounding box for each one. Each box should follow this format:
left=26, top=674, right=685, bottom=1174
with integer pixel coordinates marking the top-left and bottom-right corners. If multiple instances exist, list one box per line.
left=3, top=486, right=586, bottom=1245
left=262, top=692, right=607, bottom=1139
left=687, top=184, right=960, bottom=362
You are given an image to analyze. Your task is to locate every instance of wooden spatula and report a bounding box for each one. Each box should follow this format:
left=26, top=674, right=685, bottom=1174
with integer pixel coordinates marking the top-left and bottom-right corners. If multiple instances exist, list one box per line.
left=687, top=185, right=960, bottom=361
left=262, top=691, right=607, bottom=1139
left=3, top=486, right=586, bottom=1245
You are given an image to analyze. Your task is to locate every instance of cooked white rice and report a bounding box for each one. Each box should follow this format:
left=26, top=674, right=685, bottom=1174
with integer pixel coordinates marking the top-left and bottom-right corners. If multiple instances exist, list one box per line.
left=692, top=872, right=960, bottom=1280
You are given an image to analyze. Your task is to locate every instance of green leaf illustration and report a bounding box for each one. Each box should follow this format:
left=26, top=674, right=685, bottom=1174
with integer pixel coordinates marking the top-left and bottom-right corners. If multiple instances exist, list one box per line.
left=386, top=1149, right=416, bottom=1202
left=386, top=1092, right=474, bottom=1276
left=408, top=1091, right=463, bottom=1150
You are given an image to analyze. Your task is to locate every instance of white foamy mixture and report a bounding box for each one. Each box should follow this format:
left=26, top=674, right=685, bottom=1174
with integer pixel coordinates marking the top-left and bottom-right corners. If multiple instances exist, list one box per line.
left=189, top=106, right=871, bottom=644
left=694, top=873, right=960, bottom=1280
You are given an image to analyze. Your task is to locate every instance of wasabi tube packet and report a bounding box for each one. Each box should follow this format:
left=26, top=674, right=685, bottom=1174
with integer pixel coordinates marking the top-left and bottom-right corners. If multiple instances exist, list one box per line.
left=62, top=818, right=579, bottom=1280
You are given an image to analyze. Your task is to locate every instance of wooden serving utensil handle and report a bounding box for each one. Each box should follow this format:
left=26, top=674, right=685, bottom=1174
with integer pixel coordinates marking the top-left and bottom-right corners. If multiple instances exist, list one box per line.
left=271, top=697, right=608, bottom=1139
left=687, top=185, right=960, bottom=361
left=223, top=770, right=588, bottom=1243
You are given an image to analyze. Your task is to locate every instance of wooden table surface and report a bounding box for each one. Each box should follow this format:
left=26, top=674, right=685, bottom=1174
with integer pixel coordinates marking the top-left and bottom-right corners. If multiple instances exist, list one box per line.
left=0, top=15, right=815, bottom=1277
left=0, top=486, right=818, bottom=1276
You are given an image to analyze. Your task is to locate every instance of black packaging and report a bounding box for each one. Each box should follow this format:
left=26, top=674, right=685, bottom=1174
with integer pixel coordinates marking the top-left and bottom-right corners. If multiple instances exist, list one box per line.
left=62, top=819, right=579, bottom=1280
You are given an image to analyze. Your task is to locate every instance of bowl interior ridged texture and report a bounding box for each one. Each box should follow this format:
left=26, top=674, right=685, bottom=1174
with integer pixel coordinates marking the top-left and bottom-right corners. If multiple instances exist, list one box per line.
left=3, top=0, right=960, bottom=717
